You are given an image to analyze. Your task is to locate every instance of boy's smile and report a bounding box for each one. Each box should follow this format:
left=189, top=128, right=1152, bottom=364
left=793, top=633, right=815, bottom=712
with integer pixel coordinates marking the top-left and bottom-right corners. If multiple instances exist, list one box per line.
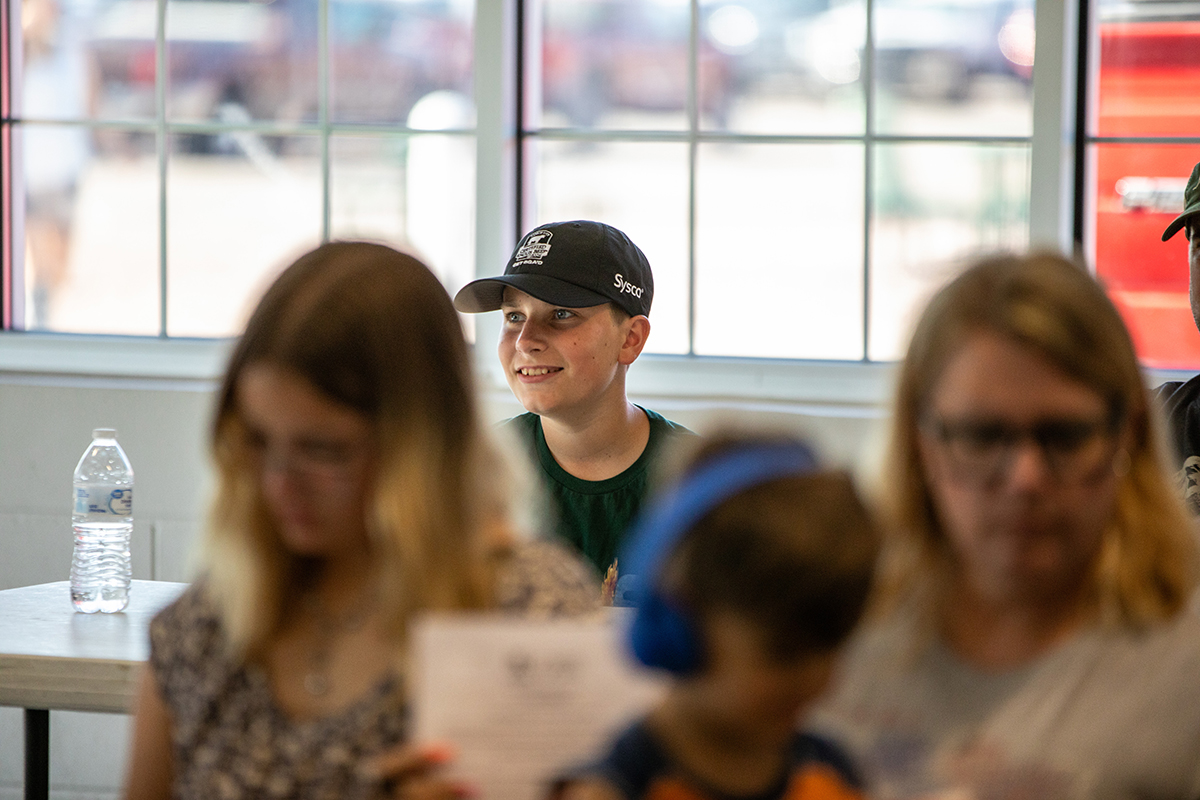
left=498, top=287, right=646, bottom=421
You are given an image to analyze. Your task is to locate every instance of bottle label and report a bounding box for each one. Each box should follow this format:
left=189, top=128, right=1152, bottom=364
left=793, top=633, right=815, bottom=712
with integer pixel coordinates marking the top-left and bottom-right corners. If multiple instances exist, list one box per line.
left=74, top=486, right=133, bottom=516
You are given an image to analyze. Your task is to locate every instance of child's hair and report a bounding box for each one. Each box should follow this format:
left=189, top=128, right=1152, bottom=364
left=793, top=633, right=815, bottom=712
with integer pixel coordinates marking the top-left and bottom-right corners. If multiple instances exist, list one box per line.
left=202, top=241, right=499, bottom=660
left=662, top=434, right=881, bottom=661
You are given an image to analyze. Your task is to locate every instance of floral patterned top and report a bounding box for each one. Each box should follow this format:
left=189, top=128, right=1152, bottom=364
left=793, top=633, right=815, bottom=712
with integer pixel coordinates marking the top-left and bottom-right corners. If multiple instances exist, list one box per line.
left=149, top=539, right=599, bottom=800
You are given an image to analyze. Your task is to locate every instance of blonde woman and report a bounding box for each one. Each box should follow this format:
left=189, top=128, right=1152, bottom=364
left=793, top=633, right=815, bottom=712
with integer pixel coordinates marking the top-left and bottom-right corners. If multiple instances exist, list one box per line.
left=123, top=242, right=598, bottom=800
left=813, top=252, right=1200, bottom=799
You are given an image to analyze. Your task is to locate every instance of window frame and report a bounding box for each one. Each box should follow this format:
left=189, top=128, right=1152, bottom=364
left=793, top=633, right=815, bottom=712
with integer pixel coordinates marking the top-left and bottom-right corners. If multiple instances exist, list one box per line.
left=5, top=0, right=1188, bottom=407
left=516, top=0, right=1046, bottom=362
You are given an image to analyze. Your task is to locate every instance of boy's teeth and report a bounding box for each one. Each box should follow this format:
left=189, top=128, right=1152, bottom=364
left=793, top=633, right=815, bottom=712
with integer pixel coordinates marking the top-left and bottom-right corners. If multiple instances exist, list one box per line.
left=521, top=367, right=552, bottom=376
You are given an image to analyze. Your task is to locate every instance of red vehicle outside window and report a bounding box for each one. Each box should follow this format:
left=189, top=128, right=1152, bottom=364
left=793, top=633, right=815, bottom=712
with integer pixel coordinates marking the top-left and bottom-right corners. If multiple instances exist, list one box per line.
left=1093, top=0, right=1200, bottom=368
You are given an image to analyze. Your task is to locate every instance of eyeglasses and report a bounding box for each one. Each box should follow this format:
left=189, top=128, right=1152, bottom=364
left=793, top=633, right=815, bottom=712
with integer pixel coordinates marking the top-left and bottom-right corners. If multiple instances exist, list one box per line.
left=241, top=431, right=372, bottom=482
left=921, top=413, right=1121, bottom=485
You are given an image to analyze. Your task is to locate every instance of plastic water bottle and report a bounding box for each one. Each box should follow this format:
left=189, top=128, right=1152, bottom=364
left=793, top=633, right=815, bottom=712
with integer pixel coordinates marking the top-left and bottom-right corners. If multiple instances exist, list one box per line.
left=71, top=428, right=134, bottom=613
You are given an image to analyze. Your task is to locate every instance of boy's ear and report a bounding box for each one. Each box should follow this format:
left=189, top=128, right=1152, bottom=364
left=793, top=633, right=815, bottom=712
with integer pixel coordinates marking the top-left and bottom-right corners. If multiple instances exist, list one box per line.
left=617, top=315, right=651, bottom=366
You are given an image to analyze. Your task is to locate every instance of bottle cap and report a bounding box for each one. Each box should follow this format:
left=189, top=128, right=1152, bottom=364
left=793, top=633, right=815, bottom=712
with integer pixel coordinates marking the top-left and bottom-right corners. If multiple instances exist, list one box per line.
left=93, top=428, right=117, bottom=440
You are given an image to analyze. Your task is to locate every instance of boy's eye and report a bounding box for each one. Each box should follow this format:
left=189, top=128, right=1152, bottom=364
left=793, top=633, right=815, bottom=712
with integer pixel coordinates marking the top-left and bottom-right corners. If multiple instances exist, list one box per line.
left=503, top=311, right=524, bottom=324
left=552, top=309, right=574, bottom=321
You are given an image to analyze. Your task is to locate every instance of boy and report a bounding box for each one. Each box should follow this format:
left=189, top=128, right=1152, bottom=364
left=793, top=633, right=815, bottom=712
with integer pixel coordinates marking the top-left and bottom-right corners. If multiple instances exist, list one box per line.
left=454, top=220, right=693, bottom=580
left=555, top=433, right=879, bottom=800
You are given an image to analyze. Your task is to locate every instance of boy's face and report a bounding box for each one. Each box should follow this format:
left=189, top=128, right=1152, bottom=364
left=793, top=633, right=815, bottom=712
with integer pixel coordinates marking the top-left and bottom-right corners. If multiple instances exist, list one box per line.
left=684, top=610, right=837, bottom=744
left=498, top=287, right=647, bottom=421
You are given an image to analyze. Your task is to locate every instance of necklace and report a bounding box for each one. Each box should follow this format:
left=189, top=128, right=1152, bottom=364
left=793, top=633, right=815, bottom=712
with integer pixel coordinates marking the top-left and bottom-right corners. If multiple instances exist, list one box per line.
left=302, top=590, right=374, bottom=698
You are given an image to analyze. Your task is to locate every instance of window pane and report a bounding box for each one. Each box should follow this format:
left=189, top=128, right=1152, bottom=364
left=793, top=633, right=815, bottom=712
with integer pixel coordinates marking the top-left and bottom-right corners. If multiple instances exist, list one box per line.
left=871, top=0, right=1034, bottom=137
left=166, top=134, right=321, bottom=337
left=695, top=143, right=865, bottom=359
left=868, top=142, right=1029, bottom=360
left=532, top=139, right=689, bottom=354
left=699, top=0, right=865, bottom=136
left=23, top=0, right=98, bottom=121
left=1094, top=0, right=1200, bottom=138
left=330, top=132, right=476, bottom=296
left=166, top=0, right=318, bottom=125
left=331, top=0, right=473, bottom=125
left=536, top=0, right=693, bottom=131
left=1091, top=142, right=1199, bottom=368
left=23, top=125, right=159, bottom=333
left=88, top=0, right=158, bottom=122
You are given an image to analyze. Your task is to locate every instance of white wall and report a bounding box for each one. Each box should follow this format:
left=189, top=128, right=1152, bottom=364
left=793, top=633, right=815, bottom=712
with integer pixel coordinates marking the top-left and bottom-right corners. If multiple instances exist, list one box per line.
left=0, top=377, right=216, bottom=593
left=0, top=376, right=215, bottom=800
left=0, top=371, right=886, bottom=799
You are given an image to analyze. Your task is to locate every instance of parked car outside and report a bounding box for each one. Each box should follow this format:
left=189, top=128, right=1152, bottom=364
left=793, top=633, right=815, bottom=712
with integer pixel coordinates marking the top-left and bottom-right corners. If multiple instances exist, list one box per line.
left=87, top=0, right=472, bottom=149
left=539, top=0, right=736, bottom=127
left=787, top=0, right=1034, bottom=101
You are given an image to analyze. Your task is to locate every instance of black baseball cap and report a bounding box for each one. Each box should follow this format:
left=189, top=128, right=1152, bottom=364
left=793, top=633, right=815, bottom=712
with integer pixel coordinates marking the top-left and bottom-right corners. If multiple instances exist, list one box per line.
left=1162, top=161, right=1200, bottom=242
left=453, top=220, right=654, bottom=318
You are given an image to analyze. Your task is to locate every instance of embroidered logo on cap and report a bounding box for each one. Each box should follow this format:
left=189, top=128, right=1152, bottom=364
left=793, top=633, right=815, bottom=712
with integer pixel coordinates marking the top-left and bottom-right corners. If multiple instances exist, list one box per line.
left=614, top=273, right=644, bottom=299
left=512, top=230, right=553, bottom=267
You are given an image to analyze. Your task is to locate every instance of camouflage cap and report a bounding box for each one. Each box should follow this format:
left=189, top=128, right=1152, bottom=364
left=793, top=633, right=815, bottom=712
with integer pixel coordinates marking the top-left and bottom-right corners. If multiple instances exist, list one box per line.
left=1162, top=161, right=1200, bottom=242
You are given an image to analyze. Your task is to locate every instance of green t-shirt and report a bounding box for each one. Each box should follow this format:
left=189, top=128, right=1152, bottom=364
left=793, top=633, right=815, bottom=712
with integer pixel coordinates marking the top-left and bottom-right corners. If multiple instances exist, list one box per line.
left=505, top=407, right=696, bottom=576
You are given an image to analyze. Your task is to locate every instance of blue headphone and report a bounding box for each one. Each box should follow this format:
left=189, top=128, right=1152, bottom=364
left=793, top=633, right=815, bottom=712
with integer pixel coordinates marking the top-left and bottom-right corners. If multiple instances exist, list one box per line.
left=620, top=441, right=819, bottom=675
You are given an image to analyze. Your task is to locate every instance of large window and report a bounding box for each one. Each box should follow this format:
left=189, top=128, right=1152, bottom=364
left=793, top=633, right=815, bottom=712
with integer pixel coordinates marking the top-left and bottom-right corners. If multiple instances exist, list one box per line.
left=522, top=0, right=1034, bottom=361
left=8, top=0, right=1200, bottom=373
left=13, top=0, right=475, bottom=337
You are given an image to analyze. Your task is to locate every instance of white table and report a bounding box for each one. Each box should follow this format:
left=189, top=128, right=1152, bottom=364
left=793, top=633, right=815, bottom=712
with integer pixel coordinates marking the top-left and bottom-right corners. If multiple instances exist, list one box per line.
left=0, top=580, right=188, bottom=800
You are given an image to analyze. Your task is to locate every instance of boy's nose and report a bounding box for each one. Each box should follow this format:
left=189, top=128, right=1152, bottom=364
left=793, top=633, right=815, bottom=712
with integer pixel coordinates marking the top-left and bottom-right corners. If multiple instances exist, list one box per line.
left=515, top=321, right=546, bottom=352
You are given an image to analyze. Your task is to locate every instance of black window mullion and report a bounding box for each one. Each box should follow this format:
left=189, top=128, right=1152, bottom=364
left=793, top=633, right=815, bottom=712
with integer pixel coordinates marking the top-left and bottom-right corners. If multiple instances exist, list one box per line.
left=1073, top=0, right=1091, bottom=251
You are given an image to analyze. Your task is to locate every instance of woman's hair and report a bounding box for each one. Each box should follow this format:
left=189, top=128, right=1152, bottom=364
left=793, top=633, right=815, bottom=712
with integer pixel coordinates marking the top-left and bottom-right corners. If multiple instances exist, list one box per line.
left=880, top=250, right=1197, bottom=627
left=203, top=241, right=498, bottom=659
left=664, top=432, right=881, bottom=661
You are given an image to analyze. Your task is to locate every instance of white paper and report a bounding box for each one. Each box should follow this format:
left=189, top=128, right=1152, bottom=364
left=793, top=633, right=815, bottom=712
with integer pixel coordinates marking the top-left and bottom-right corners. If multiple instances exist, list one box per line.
left=411, top=611, right=667, bottom=800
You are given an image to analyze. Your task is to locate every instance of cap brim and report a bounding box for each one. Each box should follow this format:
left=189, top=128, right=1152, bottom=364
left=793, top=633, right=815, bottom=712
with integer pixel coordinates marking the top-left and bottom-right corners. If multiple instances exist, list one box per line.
left=1163, top=209, right=1200, bottom=241
left=453, top=274, right=612, bottom=313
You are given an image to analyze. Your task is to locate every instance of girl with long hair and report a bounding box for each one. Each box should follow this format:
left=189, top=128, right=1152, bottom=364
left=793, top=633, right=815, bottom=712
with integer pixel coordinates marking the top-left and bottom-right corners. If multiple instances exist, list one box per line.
left=124, top=242, right=597, bottom=800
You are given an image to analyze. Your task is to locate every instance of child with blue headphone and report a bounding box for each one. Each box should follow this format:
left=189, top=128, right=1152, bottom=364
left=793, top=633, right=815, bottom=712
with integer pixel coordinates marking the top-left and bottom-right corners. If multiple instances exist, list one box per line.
left=553, top=432, right=880, bottom=800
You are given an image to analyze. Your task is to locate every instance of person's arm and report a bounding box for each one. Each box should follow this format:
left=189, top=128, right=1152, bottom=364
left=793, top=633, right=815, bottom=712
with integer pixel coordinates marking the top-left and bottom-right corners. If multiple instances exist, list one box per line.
left=553, top=778, right=625, bottom=800
left=122, top=665, right=174, bottom=800
left=365, top=741, right=477, bottom=799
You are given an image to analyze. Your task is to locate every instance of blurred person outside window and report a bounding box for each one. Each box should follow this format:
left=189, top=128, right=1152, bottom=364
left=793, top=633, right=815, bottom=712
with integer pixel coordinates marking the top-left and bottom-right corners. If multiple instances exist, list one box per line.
left=22, top=0, right=92, bottom=328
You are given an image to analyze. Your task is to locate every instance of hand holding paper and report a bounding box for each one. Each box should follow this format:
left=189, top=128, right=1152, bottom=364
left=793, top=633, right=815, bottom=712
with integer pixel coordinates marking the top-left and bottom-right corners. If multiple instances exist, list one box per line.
left=411, top=613, right=665, bottom=800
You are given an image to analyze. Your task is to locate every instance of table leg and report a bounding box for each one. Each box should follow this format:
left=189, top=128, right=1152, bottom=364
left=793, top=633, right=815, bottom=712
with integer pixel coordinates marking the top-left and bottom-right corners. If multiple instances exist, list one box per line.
left=24, top=708, right=49, bottom=800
